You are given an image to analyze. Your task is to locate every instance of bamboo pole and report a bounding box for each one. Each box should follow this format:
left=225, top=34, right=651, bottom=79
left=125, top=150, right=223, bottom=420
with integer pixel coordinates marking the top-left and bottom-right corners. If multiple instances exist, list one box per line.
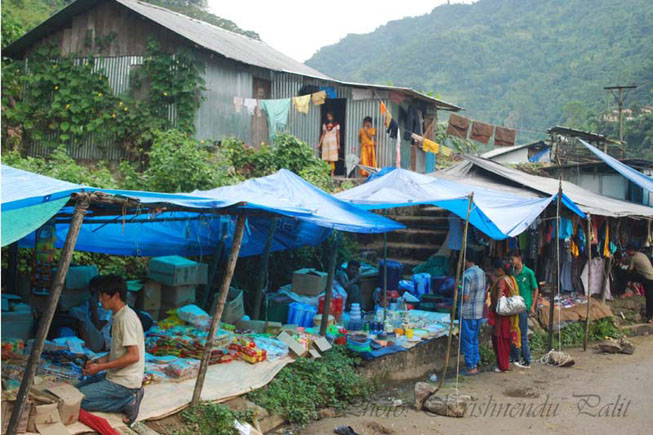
left=383, top=225, right=388, bottom=323
left=439, top=193, right=473, bottom=390
left=200, top=241, right=225, bottom=311
left=583, top=214, right=593, bottom=351
left=191, top=214, right=246, bottom=407
left=320, top=232, right=339, bottom=336
left=547, top=181, right=563, bottom=351
left=7, top=196, right=89, bottom=435
left=253, top=218, right=277, bottom=320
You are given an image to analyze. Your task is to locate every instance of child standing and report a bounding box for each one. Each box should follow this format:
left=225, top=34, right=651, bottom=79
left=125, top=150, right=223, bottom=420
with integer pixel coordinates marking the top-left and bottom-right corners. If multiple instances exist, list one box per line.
left=319, top=112, right=340, bottom=176
left=358, top=116, right=376, bottom=177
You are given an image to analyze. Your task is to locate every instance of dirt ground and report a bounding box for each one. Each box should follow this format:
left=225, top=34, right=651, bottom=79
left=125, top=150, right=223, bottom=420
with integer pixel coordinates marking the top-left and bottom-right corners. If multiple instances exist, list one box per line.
left=298, top=335, right=653, bottom=435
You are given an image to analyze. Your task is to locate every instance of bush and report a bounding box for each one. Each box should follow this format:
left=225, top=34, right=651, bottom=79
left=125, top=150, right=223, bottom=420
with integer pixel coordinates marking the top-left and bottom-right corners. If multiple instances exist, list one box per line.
left=181, top=403, right=253, bottom=435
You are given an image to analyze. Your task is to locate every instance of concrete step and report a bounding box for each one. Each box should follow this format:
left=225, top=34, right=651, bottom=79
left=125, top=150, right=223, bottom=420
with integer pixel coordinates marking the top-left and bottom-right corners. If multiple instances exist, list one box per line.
left=368, top=242, right=440, bottom=263
left=385, top=257, right=423, bottom=272
left=393, top=215, right=450, bottom=229
left=387, top=228, right=447, bottom=245
left=412, top=205, right=448, bottom=216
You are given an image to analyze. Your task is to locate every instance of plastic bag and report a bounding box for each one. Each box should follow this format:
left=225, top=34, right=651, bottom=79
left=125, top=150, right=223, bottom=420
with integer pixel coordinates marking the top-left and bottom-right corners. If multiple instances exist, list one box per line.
left=496, top=295, right=526, bottom=316
left=177, top=304, right=211, bottom=330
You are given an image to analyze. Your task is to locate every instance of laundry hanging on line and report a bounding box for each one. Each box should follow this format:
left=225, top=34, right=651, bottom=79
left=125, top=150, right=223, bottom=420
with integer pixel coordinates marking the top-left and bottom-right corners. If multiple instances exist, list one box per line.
left=446, top=113, right=470, bottom=139
left=243, top=98, right=257, bottom=116
left=260, top=99, right=291, bottom=140
left=233, top=97, right=243, bottom=114
left=320, top=86, right=337, bottom=99
left=494, top=125, right=517, bottom=146
left=292, top=94, right=311, bottom=114
left=470, top=120, right=493, bottom=144
left=312, top=91, right=327, bottom=106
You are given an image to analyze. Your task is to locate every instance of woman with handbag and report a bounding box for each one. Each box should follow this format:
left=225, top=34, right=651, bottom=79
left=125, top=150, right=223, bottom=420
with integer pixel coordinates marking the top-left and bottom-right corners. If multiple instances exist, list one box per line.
left=488, top=259, right=522, bottom=372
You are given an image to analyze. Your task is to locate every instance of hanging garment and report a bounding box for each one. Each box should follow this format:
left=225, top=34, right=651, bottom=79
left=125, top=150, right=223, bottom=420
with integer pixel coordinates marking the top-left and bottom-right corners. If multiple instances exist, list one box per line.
left=470, top=121, right=493, bottom=144
left=321, top=121, right=340, bottom=162
left=494, top=126, right=517, bottom=146
left=312, top=91, right=326, bottom=105
left=571, top=256, right=587, bottom=294
left=446, top=113, right=470, bottom=139
left=384, top=111, right=393, bottom=128
left=320, top=86, right=337, bottom=99
left=345, top=154, right=360, bottom=176
left=386, top=119, right=398, bottom=139
left=380, top=101, right=387, bottom=115
left=261, top=99, right=291, bottom=139
left=561, top=241, right=573, bottom=292
left=423, top=138, right=439, bottom=154
left=581, top=258, right=612, bottom=299
left=440, top=145, right=453, bottom=157
left=359, top=127, right=376, bottom=177
left=389, top=91, right=405, bottom=104
left=603, top=223, right=611, bottom=257
left=292, top=94, right=311, bottom=114
left=448, top=213, right=463, bottom=250
left=404, top=105, right=423, bottom=141
left=233, top=97, right=243, bottom=114
left=352, top=88, right=373, bottom=100
left=243, top=98, right=257, bottom=116
left=396, top=128, right=401, bottom=168
left=558, top=217, right=573, bottom=239
left=411, top=133, right=424, bottom=143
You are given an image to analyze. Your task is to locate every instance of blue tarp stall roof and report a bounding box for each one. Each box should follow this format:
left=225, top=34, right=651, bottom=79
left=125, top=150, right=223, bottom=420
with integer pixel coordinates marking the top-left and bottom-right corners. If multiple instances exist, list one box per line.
left=3, top=165, right=403, bottom=256
left=579, top=139, right=653, bottom=194
left=335, top=168, right=585, bottom=240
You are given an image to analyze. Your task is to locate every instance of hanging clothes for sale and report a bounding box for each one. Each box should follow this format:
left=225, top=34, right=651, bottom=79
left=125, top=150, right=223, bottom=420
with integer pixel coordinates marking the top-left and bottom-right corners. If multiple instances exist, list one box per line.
left=558, top=217, right=574, bottom=239
left=233, top=97, right=243, bottom=113
left=581, top=257, right=612, bottom=299
left=384, top=111, right=393, bottom=129
left=448, top=213, right=463, bottom=251
left=243, top=98, right=257, bottom=116
left=380, top=101, right=387, bottom=114
left=312, top=91, right=326, bottom=105
left=261, top=99, right=291, bottom=139
left=403, top=105, right=423, bottom=141
left=446, top=113, right=470, bottom=139
left=395, top=128, right=401, bottom=168
left=423, top=138, right=439, bottom=154
left=320, top=86, right=337, bottom=99
left=494, top=126, right=517, bottom=146
left=470, top=121, right=493, bottom=144
left=386, top=119, right=398, bottom=139
left=561, top=239, right=573, bottom=292
left=292, top=94, right=311, bottom=114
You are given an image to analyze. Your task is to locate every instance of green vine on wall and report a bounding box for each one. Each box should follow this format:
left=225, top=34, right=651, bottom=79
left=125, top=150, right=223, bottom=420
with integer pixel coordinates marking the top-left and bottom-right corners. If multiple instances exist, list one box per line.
left=1, top=38, right=205, bottom=156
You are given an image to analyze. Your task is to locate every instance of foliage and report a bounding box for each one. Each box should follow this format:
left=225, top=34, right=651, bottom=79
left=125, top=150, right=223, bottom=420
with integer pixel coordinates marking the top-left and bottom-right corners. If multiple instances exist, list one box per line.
left=530, top=317, right=620, bottom=356
left=181, top=402, right=253, bottom=435
left=479, top=343, right=495, bottom=368
left=308, top=0, right=653, bottom=144
left=247, top=347, right=373, bottom=425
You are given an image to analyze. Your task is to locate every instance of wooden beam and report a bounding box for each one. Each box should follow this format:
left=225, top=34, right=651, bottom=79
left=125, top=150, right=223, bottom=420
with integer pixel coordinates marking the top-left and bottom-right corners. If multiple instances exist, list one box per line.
left=253, top=218, right=277, bottom=320
left=191, top=214, right=246, bottom=407
left=320, top=232, right=339, bottom=336
left=6, top=196, right=89, bottom=434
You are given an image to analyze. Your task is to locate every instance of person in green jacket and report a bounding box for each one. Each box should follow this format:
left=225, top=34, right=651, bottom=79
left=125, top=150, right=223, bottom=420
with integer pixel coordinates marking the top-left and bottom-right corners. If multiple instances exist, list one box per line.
left=509, top=249, right=538, bottom=368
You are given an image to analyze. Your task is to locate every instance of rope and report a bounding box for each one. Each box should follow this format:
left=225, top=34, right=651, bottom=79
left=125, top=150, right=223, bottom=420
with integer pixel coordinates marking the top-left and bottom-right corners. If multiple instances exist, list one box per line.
left=537, top=348, right=573, bottom=367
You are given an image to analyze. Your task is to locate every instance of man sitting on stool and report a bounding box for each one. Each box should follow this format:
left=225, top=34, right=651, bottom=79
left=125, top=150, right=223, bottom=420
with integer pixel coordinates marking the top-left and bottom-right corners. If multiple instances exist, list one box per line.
left=336, top=260, right=363, bottom=310
left=624, top=242, right=653, bottom=324
left=79, top=275, right=145, bottom=426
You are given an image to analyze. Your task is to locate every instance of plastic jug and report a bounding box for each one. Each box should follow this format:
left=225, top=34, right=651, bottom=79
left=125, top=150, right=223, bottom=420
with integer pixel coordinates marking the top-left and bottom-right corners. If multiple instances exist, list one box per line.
left=412, top=273, right=431, bottom=296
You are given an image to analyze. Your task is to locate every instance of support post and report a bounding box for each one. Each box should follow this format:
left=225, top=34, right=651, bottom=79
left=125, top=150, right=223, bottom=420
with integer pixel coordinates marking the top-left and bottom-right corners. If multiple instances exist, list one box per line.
left=200, top=241, right=225, bottom=311
left=547, top=182, right=563, bottom=351
left=439, top=193, right=473, bottom=390
left=583, top=214, right=592, bottom=351
left=191, top=214, right=246, bottom=407
left=7, top=196, right=89, bottom=435
left=7, top=242, right=18, bottom=293
left=320, top=232, right=339, bottom=336
left=383, top=223, right=388, bottom=323
left=253, top=218, right=277, bottom=320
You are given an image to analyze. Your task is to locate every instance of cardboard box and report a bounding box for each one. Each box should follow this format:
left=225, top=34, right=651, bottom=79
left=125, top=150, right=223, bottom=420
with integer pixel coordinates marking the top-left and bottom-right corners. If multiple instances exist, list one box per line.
left=197, top=263, right=209, bottom=285
left=161, top=285, right=196, bottom=308
left=292, top=268, right=328, bottom=296
left=45, top=383, right=83, bottom=426
left=2, top=399, right=31, bottom=434
left=277, top=331, right=307, bottom=357
left=148, top=256, right=204, bottom=286
left=32, top=403, right=68, bottom=435
left=138, top=281, right=162, bottom=311
left=221, top=288, right=244, bottom=324
left=313, top=336, right=332, bottom=353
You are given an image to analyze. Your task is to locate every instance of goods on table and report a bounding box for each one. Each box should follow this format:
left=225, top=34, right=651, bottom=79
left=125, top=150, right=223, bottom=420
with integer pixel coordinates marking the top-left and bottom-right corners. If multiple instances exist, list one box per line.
left=177, top=304, right=211, bottom=330
left=164, top=358, right=200, bottom=381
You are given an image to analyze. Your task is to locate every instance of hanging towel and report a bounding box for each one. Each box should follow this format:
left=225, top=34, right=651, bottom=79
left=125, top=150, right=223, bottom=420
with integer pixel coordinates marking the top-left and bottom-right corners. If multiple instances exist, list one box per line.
left=495, top=126, right=517, bottom=146
left=446, top=113, right=470, bottom=139
left=389, top=91, right=405, bottom=104
left=440, top=145, right=452, bottom=157
left=423, top=138, right=439, bottom=154
left=320, top=86, right=337, bottom=99
left=233, top=97, right=243, bottom=114
left=470, top=120, right=493, bottom=144
left=312, top=91, right=326, bottom=105
left=292, top=94, right=311, bottom=114
left=261, top=98, right=291, bottom=139
left=352, top=88, right=373, bottom=100
left=396, top=128, right=401, bottom=168
left=243, top=98, right=257, bottom=116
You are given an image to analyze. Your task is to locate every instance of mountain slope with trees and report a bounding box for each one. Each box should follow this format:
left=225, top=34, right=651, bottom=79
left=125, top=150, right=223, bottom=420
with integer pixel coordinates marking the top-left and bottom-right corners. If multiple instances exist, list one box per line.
left=307, top=0, right=653, bottom=146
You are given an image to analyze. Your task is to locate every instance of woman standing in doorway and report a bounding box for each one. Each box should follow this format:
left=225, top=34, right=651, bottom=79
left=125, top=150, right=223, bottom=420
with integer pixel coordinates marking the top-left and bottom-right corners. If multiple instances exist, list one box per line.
left=319, top=112, right=340, bottom=176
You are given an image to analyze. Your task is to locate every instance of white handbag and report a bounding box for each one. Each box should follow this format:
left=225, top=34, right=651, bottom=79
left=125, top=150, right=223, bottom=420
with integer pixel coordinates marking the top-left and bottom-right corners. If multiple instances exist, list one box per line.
left=496, top=295, right=526, bottom=316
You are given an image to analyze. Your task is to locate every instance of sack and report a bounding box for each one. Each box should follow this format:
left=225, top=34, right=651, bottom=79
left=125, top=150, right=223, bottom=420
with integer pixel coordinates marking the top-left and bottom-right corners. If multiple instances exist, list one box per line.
left=496, top=295, right=526, bottom=316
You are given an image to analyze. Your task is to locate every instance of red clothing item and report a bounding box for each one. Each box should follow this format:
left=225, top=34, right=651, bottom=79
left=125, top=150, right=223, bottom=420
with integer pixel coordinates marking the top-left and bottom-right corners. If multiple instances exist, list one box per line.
left=492, top=335, right=511, bottom=371
left=78, top=409, right=120, bottom=435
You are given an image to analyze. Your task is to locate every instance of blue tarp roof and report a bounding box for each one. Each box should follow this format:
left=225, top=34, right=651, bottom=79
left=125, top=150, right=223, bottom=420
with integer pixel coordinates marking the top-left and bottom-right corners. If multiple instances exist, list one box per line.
left=2, top=165, right=403, bottom=256
left=579, top=139, right=653, bottom=194
left=336, top=168, right=585, bottom=240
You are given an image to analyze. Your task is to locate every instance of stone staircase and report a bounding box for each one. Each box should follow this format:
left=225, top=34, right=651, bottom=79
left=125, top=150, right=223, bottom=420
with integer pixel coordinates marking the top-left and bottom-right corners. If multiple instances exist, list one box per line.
left=357, top=206, right=450, bottom=274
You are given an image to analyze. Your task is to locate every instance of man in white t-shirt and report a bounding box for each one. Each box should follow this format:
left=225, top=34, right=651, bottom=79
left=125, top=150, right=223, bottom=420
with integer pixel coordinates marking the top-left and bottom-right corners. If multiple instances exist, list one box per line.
left=78, top=275, right=145, bottom=426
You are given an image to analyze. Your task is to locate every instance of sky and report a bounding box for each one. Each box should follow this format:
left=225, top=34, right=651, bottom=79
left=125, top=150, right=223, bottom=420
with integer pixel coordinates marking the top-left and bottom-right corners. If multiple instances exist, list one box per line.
left=208, top=0, right=473, bottom=62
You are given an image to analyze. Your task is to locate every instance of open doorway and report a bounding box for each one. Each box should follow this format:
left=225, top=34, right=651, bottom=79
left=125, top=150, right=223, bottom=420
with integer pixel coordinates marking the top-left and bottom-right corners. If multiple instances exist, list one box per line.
left=320, top=99, right=346, bottom=176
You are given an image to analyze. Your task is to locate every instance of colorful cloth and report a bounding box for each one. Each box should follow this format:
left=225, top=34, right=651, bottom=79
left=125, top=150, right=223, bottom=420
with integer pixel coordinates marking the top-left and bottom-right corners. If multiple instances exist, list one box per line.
left=321, top=122, right=340, bottom=162
left=320, top=86, right=337, bottom=99
left=292, top=95, right=311, bottom=114
left=359, top=127, right=376, bottom=176
left=311, top=91, right=326, bottom=105
left=423, top=138, right=439, bottom=154
left=261, top=99, right=291, bottom=139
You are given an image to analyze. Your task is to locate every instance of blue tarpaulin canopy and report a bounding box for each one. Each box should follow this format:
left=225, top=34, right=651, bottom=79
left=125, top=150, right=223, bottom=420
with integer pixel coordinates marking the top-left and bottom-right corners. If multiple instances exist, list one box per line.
left=336, top=168, right=585, bottom=240
left=579, top=139, right=653, bottom=194
left=2, top=165, right=403, bottom=256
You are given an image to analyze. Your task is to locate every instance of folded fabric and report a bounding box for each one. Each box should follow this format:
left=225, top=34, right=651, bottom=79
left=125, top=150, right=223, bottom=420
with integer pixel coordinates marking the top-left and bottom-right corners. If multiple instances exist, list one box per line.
left=423, top=138, right=439, bottom=154
left=243, top=98, right=257, bottom=116
left=470, top=120, right=493, bottom=144
left=446, top=113, right=470, bottom=139
left=352, top=88, right=373, bottom=100
left=494, top=125, right=517, bottom=146
left=320, top=86, right=337, bottom=99
left=440, top=145, right=452, bottom=157
left=312, top=91, right=326, bottom=105
left=292, top=94, right=311, bottom=114
left=261, top=99, right=291, bottom=139
left=233, top=97, right=243, bottom=114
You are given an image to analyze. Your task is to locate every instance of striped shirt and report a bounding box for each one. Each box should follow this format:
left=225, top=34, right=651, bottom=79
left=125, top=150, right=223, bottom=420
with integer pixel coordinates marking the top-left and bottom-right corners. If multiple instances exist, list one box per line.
left=462, top=265, right=487, bottom=320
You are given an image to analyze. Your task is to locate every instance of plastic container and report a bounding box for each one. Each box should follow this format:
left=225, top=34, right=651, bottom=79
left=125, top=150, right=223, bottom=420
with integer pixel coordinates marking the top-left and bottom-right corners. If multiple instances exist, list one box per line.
left=412, top=273, right=431, bottom=296
left=318, top=295, right=344, bottom=320
left=377, top=260, right=403, bottom=291
left=267, top=294, right=292, bottom=323
left=287, top=303, right=318, bottom=328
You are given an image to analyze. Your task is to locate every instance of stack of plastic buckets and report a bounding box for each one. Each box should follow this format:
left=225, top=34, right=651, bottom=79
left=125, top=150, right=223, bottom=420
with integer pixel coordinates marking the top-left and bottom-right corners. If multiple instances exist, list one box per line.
left=287, top=302, right=317, bottom=328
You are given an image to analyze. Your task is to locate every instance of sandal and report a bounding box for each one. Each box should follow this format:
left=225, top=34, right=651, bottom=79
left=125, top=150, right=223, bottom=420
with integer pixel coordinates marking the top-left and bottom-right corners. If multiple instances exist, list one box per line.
left=122, top=387, right=144, bottom=427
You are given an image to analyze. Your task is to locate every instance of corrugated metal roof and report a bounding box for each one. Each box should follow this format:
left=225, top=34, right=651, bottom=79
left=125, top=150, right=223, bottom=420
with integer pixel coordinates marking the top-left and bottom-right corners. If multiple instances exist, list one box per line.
left=481, top=141, right=546, bottom=159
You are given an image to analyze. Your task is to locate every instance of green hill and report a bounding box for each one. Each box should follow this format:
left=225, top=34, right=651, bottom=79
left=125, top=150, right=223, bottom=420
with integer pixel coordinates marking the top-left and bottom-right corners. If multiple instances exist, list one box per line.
left=307, top=0, right=653, bottom=142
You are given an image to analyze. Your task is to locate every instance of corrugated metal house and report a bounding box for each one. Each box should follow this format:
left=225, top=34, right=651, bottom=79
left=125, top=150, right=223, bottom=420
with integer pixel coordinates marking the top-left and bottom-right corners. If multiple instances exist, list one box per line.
left=5, top=0, right=462, bottom=175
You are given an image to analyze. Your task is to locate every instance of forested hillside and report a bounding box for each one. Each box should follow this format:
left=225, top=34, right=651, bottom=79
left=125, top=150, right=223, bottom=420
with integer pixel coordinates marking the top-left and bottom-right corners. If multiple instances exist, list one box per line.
left=307, top=0, right=653, bottom=146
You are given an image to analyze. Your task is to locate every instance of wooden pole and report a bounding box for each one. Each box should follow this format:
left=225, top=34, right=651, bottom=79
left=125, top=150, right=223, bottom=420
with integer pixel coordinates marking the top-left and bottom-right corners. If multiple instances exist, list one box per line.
left=191, top=214, right=246, bottom=407
left=547, top=182, right=563, bottom=351
left=253, top=218, right=277, bottom=320
left=200, top=241, right=225, bottom=311
left=439, top=193, right=473, bottom=390
left=583, top=214, right=592, bottom=351
left=7, top=242, right=18, bottom=293
left=383, top=225, right=388, bottom=323
left=320, top=232, right=339, bottom=336
left=7, top=197, right=89, bottom=435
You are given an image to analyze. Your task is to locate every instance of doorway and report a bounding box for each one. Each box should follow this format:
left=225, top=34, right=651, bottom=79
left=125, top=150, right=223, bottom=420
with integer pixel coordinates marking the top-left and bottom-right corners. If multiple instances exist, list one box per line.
left=320, top=99, right=346, bottom=176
